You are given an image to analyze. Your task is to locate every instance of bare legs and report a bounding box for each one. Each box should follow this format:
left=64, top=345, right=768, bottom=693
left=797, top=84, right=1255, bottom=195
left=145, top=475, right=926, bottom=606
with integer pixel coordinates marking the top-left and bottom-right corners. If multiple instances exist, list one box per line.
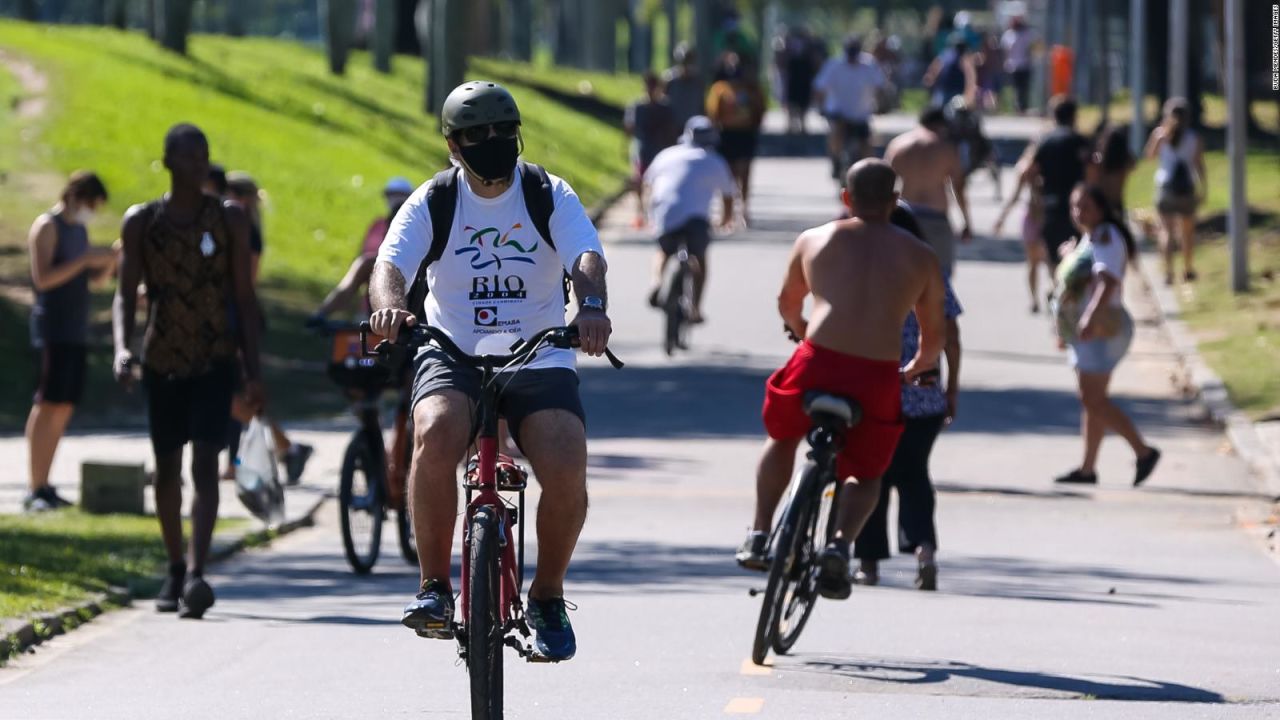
left=519, top=409, right=589, bottom=600
left=152, top=442, right=221, bottom=575
left=1024, top=237, right=1046, bottom=313
left=25, top=401, right=74, bottom=494
left=752, top=435, right=878, bottom=544
left=408, top=394, right=588, bottom=601
left=1077, top=371, right=1154, bottom=474
left=1158, top=212, right=1198, bottom=283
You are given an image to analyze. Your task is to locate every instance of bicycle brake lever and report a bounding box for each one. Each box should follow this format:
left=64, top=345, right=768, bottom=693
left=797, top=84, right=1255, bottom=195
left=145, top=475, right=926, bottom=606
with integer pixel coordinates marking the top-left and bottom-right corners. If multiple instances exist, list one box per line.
left=603, top=348, right=625, bottom=369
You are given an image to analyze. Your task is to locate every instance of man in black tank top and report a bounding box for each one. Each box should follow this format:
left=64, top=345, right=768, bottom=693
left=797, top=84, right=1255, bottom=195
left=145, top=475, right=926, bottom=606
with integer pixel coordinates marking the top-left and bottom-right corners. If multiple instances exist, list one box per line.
left=1024, top=96, right=1089, bottom=262
left=25, top=172, right=113, bottom=512
left=113, top=124, right=263, bottom=619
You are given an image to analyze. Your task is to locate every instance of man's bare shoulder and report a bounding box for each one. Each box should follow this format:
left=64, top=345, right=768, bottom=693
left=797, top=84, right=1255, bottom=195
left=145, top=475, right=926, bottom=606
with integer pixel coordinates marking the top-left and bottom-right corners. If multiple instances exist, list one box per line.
left=795, top=221, right=840, bottom=249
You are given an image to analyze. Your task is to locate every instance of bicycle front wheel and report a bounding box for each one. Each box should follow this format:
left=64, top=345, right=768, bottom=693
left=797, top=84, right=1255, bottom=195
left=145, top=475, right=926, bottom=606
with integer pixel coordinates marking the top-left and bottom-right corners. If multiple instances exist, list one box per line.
left=751, top=462, right=824, bottom=665
left=339, top=430, right=384, bottom=574
left=467, top=506, right=504, bottom=720
left=774, top=467, right=835, bottom=655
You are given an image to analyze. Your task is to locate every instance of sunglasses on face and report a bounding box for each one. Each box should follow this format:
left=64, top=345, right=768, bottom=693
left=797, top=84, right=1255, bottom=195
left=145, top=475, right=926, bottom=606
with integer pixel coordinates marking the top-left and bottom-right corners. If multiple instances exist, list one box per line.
left=455, top=121, right=521, bottom=145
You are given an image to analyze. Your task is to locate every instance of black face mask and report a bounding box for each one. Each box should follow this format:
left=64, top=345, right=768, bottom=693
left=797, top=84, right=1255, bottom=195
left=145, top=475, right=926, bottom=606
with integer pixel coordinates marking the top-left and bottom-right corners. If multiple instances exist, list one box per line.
left=458, top=136, right=519, bottom=183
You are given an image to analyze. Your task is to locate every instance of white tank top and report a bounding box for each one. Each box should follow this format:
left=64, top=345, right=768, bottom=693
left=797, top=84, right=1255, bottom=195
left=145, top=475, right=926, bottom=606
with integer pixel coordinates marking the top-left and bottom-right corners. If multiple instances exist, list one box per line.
left=1155, top=129, right=1197, bottom=187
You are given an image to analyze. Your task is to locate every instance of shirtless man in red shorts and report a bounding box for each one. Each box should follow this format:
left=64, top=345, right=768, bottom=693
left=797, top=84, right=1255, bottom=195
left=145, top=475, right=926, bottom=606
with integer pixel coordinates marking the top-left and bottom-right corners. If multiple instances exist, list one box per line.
left=736, top=158, right=946, bottom=600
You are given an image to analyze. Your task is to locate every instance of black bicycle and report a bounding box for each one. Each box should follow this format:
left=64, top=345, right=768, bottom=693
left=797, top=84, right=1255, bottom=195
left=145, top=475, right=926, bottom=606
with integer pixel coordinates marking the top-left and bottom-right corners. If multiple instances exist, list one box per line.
left=659, top=247, right=693, bottom=356
left=314, top=321, right=417, bottom=574
left=750, top=370, right=939, bottom=665
left=366, top=322, right=622, bottom=719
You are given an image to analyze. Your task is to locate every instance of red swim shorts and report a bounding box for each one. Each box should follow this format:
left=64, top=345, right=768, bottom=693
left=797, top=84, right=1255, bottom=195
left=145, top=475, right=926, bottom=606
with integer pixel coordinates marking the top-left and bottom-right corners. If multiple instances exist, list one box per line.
left=762, top=340, right=904, bottom=480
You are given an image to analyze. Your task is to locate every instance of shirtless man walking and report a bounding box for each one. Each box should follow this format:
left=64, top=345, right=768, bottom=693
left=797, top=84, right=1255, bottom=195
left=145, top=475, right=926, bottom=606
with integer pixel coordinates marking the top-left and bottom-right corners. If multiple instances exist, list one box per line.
left=736, top=159, right=945, bottom=600
left=884, top=106, right=972, bottom=277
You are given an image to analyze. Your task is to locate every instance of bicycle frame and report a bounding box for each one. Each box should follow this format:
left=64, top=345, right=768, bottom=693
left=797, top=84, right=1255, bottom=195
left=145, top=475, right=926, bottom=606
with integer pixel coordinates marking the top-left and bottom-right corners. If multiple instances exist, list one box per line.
left=459, top=368, right=525, bottom=636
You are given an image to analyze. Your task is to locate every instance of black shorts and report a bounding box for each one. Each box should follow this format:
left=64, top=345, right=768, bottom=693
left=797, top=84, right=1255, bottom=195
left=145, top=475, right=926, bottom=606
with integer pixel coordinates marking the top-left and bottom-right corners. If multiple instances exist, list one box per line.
left=143, top=360, right=236, bottom=455
left=657, top=218, right=712, bottom=259
left=1041, top=209, right=1077, bottom=261
left=410, top=347, right=585, bottom=449
left=833, top=117, right=872, bottom=142
left=718, top=129, right=758, bottom=163
left=33, top=343, right=87, bottom=405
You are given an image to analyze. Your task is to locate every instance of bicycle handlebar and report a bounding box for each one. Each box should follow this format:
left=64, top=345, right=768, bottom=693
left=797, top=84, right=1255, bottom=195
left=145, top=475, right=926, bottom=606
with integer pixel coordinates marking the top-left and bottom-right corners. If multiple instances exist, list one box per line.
left=360, top=322, right=625, bottom=371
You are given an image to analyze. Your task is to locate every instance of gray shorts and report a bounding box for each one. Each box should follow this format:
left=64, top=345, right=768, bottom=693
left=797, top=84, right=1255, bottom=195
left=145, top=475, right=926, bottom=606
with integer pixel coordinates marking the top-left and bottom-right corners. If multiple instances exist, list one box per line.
left=1155, top=186, right=1199, bottom=217
left=410, top=347, right=585, bottom=449
left=1068, top=310, right=1134, bottom=374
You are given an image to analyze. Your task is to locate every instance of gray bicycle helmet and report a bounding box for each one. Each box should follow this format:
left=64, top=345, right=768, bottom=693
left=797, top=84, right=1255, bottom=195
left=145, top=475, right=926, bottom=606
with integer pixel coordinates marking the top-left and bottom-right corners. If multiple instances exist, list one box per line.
left=440, top=81, right=521, bottom=136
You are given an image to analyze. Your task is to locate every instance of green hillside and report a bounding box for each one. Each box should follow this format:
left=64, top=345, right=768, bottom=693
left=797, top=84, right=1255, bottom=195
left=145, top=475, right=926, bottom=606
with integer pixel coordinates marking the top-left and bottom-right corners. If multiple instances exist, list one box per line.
left=0, top=22, right=634, bottom=425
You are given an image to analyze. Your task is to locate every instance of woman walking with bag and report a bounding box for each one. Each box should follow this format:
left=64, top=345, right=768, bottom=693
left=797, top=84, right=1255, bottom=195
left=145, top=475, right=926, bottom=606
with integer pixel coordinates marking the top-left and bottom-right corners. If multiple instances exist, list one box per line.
left=1053, top=185, right=1160, bottom=487
left=1144, top=98, right=1205, bottom=285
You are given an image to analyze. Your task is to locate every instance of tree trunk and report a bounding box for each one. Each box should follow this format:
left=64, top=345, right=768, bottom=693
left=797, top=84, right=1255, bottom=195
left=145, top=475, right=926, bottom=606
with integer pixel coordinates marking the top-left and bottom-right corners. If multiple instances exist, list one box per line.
left=321, top=0, right=358, bottom=75
left=665, top=0, right=679, bottom=63
left=156, top=0, right=193, bottom=54
left=508, top=0, right=533, bottom=61
left=693, top=0, right=714, bottom=80
left=106, top=0, right=127, bottom=28
left=227, top=0, right=248, bottom=36
left=373, top=0, right=396, bottom=72
left=582, top=0, right=618, bottom=71
left=18, top=0, right=38, bottom=21
left=421, top=0, right=468, bottom=115
left=554, top=0, right=583, bottom=67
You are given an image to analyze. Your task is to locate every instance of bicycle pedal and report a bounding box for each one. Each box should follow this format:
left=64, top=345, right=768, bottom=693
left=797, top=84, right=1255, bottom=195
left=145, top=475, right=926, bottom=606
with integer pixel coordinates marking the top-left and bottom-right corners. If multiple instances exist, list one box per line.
left=413, top=626, right=455, bottom=640
left=526, top=650, right=560, bottom=664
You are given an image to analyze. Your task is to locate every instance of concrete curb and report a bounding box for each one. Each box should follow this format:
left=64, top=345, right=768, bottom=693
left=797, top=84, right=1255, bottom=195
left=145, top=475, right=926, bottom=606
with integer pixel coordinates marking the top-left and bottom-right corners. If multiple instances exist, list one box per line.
left=1135, top=252, right=1280, bottom=500
left=0, top=491, right=330, bottom=664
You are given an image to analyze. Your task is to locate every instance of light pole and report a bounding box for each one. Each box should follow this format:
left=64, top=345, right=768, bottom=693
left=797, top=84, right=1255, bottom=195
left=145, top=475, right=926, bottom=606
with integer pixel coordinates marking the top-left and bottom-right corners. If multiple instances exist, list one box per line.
left=1129, top=0, right=1145, bottom=155
left=1225, top=0, right=1249, bottom=292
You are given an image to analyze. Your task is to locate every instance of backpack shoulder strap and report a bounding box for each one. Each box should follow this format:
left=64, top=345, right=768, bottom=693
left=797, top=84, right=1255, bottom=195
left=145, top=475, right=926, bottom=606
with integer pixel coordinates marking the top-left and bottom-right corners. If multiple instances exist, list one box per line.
left=518, top=161, right=556, bottom=251
left=405, top=166, right=460, bottom=314
left=425, top=166, right=461, bottom=264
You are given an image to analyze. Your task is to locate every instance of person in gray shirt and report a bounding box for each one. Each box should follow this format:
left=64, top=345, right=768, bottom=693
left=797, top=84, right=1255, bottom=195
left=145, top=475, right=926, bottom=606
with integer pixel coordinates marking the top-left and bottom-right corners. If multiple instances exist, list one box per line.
left=25, top=171, right=115, bottom=512
left=662, top=43, right=706, bottom=132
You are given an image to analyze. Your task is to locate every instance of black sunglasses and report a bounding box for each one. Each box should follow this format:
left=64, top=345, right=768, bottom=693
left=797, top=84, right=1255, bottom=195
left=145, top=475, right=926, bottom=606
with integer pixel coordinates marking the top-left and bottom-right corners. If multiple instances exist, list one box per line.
left=456, top=121, right=521, bottom=145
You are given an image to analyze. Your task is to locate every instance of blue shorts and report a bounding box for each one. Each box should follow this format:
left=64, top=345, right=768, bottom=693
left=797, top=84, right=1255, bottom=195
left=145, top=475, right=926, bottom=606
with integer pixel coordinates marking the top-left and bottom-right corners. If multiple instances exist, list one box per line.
left=1068, top=310, right=1134, bottom=374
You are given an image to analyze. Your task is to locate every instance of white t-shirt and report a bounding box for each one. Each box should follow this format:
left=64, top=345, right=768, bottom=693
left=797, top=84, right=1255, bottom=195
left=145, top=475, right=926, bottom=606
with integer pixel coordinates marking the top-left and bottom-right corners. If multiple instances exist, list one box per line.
left=1084, top=223, right=1127, bottom=308
left=643, top=143, right=737, bottom=235
left=1001, top=27, right=1035, bottom=71
left=1155, top=129, right=1199, bottom=188
left=813, top=54, right=884, bottom=121
left=377, top=165, right=603, bottom=371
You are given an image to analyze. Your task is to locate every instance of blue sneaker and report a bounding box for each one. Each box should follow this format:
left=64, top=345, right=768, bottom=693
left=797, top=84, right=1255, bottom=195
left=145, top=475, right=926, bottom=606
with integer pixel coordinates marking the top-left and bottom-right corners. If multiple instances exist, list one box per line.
left=526, top=596, right=576, bottom=661
left=402, top=579, right=454, bottom=639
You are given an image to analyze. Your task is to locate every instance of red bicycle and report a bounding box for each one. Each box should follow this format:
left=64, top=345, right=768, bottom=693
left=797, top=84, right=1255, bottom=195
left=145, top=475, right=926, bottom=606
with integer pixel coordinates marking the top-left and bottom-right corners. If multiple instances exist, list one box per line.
left=363, top=322, right=622, bottom=719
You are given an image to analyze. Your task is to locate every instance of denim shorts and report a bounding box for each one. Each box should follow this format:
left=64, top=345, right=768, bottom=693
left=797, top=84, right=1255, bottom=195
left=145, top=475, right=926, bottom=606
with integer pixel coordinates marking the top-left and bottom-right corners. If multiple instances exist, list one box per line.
left=1068, top=309, right=1134, bottom=374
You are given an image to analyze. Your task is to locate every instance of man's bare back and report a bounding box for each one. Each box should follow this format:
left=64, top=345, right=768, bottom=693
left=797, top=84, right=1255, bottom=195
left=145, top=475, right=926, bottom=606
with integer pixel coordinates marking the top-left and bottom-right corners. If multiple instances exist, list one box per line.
left=885, top=126, right=960, bottom=213
left=796, top=218, right=942, bottom=362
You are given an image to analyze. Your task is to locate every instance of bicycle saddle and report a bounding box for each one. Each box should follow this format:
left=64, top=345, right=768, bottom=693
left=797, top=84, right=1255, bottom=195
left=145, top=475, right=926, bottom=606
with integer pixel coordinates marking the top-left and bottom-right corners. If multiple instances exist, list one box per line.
left=803, top=392, right=862, bottom=428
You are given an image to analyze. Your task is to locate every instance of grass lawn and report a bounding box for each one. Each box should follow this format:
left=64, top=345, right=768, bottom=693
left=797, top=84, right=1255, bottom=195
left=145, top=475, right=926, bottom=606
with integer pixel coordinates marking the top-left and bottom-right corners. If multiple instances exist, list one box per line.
left=1174, top=228, right=1280, bottom=418
left=1123, top=148, right=1280, bottom=418
left=1076, top=92, right=1280, bottom=135
left=0, top=22, right=631, bottom=425
left=0, top=510, right=247, bottom=622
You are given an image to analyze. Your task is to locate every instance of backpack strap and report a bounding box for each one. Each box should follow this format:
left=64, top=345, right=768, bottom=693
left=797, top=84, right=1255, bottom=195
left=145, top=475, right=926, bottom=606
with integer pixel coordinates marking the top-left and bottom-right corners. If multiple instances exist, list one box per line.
left=518, top=161, right=556, bottom=251
left=406, top=166, right=460, bottom=314
left=517, top=161, right=572, bottom=305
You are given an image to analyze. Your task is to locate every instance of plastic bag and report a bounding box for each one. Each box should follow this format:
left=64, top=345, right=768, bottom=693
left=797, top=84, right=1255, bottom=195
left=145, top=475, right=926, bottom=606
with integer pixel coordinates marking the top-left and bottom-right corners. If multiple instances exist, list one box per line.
left=236, top=416, right=284, bottom=524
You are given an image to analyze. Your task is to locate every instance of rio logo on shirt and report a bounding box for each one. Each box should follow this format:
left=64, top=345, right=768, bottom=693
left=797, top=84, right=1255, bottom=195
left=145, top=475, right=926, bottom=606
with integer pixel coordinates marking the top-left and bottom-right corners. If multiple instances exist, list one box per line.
left=455, top=224, right=538, bottom=270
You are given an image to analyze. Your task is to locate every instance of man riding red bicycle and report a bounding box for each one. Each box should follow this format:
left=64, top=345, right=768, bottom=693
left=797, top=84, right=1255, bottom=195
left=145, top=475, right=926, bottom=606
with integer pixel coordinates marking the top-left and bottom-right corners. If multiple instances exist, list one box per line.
left=368, top=81, right=611, bottom=662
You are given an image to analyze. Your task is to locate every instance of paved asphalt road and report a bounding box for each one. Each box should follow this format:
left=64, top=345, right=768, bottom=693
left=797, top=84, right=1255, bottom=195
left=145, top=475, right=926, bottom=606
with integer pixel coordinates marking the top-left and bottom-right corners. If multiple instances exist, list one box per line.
left=2, top=156, right=1279, bottom=719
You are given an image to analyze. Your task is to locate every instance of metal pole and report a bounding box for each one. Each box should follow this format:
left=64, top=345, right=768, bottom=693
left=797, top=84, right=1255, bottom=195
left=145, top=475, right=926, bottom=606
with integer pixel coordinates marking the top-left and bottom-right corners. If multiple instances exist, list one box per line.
left=1225, top=0, right=1248, bottom=293
left=1168, top=0, right=1189, bottom=98
left=1129, top=0, right=1145, bottom=154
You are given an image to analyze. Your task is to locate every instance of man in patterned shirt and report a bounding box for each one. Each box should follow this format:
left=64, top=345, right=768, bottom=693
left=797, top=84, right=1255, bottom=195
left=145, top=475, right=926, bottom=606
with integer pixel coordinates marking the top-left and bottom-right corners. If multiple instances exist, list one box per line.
left=113, top=124, right=263, bottom=619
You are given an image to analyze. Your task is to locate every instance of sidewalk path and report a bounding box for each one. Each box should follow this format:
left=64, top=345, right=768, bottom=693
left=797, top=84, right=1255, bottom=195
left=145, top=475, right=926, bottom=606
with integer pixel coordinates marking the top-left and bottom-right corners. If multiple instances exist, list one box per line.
left=2, top=152, right=1277, bottom=717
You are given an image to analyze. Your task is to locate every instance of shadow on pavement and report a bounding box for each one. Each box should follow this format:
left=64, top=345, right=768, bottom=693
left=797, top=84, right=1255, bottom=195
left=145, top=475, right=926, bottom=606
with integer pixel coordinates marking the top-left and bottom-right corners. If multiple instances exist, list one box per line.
left=933, top=482, right=1091, bottom=500
left=786, top=656, right=1226, bottom=703
left=580, top=364, right=771, bottom=439
left=948, top=387, right=1187, bottom=436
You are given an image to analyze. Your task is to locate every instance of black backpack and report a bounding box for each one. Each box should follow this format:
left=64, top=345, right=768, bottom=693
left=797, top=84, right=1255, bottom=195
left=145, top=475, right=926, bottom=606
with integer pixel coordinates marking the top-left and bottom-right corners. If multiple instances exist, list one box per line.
left=405, top=161, right=563, bottom=315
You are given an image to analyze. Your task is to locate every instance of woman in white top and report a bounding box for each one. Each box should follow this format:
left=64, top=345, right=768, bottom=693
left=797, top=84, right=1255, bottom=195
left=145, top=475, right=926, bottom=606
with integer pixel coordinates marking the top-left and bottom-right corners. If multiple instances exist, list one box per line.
left=1056, top=185, right=1161, bottom=487
left=1144, top=97, right=1206, bottom=285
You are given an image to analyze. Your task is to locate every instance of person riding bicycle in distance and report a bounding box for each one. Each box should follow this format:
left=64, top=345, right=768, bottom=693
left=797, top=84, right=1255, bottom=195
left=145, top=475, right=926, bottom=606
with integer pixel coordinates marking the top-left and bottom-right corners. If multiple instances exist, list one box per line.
left=368, top=81, right=611, bottom=662
left=643, top=115, right=737, bottom=324
left=737, top=159, right=945, bottom=601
